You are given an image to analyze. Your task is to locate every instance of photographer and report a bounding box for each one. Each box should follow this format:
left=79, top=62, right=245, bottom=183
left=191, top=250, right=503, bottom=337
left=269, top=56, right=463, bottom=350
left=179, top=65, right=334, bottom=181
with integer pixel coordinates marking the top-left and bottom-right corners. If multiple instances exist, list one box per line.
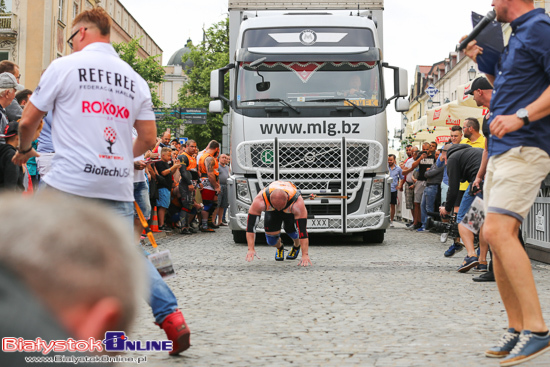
left=439, top=144, right=488, bottom=273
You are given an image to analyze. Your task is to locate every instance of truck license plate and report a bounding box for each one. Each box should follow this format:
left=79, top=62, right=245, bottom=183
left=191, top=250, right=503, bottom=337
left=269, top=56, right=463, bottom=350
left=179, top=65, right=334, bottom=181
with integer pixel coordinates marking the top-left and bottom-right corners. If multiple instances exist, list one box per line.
left=308, top=219, right=328, bottom=228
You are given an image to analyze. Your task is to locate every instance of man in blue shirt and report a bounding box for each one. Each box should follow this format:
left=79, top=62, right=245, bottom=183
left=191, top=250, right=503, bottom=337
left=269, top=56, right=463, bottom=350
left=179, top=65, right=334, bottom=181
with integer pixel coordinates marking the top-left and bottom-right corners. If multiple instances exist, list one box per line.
left=465, top=1, right=550, bottom=364
left=388, top=154, right=403, bottom=227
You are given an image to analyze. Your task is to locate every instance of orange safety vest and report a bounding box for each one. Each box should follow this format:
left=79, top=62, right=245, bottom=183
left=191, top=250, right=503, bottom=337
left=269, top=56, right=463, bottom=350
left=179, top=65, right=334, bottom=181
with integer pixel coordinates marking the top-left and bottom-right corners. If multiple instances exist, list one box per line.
left=182, top=152, right=197, bottom=171
left=261, top=181, right=300, bottom=212
left=198, top=152, right=219, bottom=179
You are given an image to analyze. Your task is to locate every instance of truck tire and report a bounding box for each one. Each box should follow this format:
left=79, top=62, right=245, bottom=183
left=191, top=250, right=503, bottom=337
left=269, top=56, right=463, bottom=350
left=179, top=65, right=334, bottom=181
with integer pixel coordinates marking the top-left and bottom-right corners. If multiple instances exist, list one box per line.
left=233, top=230, right=247, bottom=244
left=363, top=230, right=385, bottom=244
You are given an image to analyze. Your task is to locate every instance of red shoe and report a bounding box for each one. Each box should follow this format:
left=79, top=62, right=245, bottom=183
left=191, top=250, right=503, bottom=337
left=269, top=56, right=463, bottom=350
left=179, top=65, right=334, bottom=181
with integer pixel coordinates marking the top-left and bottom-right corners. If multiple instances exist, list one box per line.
left=159, top=309, right=191, bottom=355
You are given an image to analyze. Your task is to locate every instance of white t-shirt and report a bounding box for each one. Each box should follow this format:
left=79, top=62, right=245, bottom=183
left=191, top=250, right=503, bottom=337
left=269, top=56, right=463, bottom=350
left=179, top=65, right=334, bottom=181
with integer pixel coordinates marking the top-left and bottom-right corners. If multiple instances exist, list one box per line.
left=404, top=157, right=414, bottom=183
left=31, top=42, right=155, bottom=201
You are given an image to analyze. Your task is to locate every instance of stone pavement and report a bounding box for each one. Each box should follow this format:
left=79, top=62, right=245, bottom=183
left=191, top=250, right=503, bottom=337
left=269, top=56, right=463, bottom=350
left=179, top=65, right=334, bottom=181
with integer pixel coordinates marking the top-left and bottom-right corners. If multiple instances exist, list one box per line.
left=122, top=223, right=550, bottom=367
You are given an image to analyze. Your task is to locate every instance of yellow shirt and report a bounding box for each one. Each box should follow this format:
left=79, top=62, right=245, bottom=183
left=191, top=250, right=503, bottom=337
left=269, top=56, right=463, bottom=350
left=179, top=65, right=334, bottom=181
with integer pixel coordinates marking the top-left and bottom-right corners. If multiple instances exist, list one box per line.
left=459, top=135, right=486, bottom=191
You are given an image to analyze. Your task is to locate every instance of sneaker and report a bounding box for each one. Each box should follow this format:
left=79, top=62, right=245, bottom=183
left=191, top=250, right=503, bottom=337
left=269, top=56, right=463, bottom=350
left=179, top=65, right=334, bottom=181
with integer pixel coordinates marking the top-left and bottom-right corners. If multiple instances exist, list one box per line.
left=275, top=245, right=285, bottom=261
left=219, top=222, right=228, bottom=226
left=444, top=243, right=463, bottom=257
left=180, top=228, right=192, bottom=235
left=188, top=227, right=197, bottom=233
left=485, top=328, right=520, bottom=358
left=200, top=226, right=215, bottom=232
left=158, top=309, right=191, bottom=355
left=286, top=246, right=300, bottom=260
left=208, top=222, right=219, bottom=229
left=390, top=221, right=394, bottom=228
left=474, top=262, right=488, bottom=272
left=440, top=232, right=449, bottom=243
left=406, top=222, right=414, bottom=228
left=457, top=255, right=479, bottom=273
left=500, top=330, right=550, bottom=366
left=416, top=226, right=426, bottom=232
left=159, top=225, right=172, bottom=232
left=473, top=271, right=495, bottom=282
left=413, top=223, right=423, bottom=230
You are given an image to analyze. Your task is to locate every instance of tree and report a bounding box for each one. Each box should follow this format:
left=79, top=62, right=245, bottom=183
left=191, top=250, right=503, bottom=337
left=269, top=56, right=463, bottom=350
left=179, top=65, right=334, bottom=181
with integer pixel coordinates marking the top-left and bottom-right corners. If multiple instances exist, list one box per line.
left=0, top=0, right=7, bottom=14
left=112, top=38, right=165, bottom=108
left=178, top=18, right=229, bottom=149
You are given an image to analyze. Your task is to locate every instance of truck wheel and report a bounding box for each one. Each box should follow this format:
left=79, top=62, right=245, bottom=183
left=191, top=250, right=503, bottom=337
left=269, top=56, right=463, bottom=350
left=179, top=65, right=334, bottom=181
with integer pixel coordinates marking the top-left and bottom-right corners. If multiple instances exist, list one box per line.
left=363, top=230, right=385, bottom=244
left=232, top=230, right=247, bottom=244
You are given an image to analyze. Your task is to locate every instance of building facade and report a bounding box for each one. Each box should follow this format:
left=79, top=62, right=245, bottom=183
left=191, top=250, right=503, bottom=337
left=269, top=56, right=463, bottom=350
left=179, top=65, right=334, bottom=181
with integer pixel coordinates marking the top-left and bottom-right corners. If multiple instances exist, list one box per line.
left=0, top=0, right=162, bottom=90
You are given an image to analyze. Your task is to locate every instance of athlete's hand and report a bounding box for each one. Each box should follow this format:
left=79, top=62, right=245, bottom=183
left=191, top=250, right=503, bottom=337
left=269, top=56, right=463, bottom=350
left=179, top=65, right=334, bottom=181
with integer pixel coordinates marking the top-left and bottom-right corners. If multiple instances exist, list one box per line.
left=134, top=160, right=147, bottom=170
left=12, top=149, right=39, bottom=166
left=246, top=250, right=259, bottom=262
left=439, top=206, right=449, bottom=217
left=298, top=254, right=312, bottom=267
left=490, top=114, right=524, bottom=139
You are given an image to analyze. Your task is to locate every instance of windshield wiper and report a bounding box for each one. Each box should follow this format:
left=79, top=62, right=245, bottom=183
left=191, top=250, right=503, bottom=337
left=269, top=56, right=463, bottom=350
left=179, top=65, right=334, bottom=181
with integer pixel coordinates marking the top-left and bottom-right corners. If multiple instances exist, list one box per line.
left=308, top=98, right=366, bottom=115
left=240, top=98, right=300, bottom=114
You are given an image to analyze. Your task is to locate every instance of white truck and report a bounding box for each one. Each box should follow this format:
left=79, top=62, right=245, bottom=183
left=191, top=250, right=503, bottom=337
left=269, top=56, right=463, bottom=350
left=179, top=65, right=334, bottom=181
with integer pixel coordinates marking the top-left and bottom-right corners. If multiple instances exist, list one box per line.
left=209, top=0, right=409, bottom=244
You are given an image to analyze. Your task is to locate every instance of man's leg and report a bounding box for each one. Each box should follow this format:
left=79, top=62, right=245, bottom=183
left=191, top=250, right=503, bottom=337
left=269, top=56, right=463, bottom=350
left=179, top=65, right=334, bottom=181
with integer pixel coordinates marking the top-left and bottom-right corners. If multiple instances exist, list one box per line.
left=485, top=214, right=546, bottom=332
left=390, top=203, right=395, bottom=222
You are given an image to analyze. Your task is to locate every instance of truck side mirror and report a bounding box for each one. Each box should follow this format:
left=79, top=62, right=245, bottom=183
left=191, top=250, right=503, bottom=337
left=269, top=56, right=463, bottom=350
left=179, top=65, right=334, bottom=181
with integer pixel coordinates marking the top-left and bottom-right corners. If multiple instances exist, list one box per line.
left=209, top=100, right=224, bottom=113
left=397, top=68, right=408, bottom=98
left=210, top=70, right=221, bottom=99
left=395, top=97, right=409, bottom=112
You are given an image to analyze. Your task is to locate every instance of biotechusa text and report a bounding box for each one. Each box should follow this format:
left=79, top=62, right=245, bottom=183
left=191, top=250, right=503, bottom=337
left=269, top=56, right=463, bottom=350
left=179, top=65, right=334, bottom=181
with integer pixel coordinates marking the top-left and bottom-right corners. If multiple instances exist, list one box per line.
left=259, top=120, right=360, bottom=136
left=84, top=164, right=130, bottom=177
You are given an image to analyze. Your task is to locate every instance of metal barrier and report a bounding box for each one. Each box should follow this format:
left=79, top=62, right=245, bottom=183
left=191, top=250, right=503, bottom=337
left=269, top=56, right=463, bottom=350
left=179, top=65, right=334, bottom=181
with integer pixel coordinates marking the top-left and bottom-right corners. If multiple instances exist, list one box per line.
left=524, top=175, right=550, bottom=263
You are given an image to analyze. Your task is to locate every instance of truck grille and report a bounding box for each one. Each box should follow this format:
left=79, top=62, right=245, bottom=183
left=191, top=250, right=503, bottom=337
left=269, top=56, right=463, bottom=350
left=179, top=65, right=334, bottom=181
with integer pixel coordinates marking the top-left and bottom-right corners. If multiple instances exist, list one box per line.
left=236, top=138, right=383, bottom=193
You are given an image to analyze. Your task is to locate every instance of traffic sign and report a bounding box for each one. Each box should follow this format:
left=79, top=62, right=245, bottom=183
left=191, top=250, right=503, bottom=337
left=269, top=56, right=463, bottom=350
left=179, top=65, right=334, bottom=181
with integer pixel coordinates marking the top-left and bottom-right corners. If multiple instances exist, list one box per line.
left=181, top=108, right=207, bottom=125
left=425, top=84, right=439, bottom=98
left=179, top=137, right=188, bottom=145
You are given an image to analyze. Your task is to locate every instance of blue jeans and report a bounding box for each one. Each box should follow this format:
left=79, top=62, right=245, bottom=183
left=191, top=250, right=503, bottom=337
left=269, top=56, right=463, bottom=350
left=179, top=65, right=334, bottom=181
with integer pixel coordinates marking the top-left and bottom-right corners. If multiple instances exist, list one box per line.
left=143, top=251, right=178, bottom=324
left=421, top=184, right=439, bottom=227
left=134, top=181, right=151, bottom=219
left=457, top=183, right=484, bottom=223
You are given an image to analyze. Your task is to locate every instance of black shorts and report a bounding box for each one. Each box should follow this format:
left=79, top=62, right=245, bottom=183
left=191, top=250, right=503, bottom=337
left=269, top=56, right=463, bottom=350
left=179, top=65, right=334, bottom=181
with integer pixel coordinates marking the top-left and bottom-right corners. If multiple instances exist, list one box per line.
left=454, top=190, right=465, bottom=208
left=390, top=191, right=398, bottom=205
left=264, top=211, right=296, bottom=233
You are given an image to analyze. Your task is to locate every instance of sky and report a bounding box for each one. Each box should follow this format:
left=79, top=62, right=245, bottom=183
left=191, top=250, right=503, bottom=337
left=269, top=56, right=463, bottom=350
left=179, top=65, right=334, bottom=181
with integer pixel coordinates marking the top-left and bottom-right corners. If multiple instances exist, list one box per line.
left=119, top=0, right=491, bottom=135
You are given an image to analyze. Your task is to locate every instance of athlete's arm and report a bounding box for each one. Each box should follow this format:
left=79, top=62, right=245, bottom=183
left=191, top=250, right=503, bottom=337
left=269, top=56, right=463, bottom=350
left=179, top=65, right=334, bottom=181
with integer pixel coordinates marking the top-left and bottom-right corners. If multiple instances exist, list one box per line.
left=133, top=119, right=156, bottom=158
left=245, top=193, right=267, bottom=262
left=206, top=156, right=220, bottom=192
left=291, top=196, right=312, bottom=267
left=11, top=102, right=44, bottom=166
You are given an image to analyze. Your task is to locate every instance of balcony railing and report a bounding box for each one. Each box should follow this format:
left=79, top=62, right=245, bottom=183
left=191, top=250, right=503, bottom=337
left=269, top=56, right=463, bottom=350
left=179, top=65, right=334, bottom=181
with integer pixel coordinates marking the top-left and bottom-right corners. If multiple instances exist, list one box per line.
left=0, top=13, right=17, bottom=34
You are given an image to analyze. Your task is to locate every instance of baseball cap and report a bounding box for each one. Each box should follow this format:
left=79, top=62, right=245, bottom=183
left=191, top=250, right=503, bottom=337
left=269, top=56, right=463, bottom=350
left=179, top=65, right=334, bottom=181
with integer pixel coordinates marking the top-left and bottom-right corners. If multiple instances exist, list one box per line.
left=464, top=77, right=493, bottom=95
left=0, top=72, right=24, bottom=91
left=0, top=121, right=18, bottom=138
left=442, top=142, right=453, bottom=152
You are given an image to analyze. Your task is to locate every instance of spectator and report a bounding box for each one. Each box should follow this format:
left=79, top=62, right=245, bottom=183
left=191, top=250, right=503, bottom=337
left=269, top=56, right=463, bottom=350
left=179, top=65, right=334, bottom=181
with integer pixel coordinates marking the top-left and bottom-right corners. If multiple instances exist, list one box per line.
left=198, top=140, right=221, bottom=232
left=15, top=89, right=32, bottom=108
left=414, top=142, right=435, bottom=232
left=388, top=154, right=403, bottom=227
left=177, top=139, right=200, bottom=234
left=0, top=192, right=145, bottom=367
left=399, top=145, right=416, bottom=227
left=0, top=122, right=24, bottom=191
left=0, top=60, right=23, bottom=122
left=170, top=138, right=180, bottom=150
left=402, top=145, right=429, bottom=229
left=155, top=147, right=181, bottom=232
left=153, top=131, right=171, bottom=154
left=0, top=72, right=23, bottom=144
left=423, top=150, right=445, bottom=229
left=214, top=153, right=230, bottom=226
left=35, top=111, right=54, bottom=183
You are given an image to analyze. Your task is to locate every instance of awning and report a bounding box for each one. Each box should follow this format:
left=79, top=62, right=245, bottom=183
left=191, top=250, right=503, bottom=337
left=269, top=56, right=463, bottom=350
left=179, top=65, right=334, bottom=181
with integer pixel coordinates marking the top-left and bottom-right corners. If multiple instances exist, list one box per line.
left=427, top=100, right=488, bottom=128
left=456, top=81, right=480, bottom=108
left=404, top=115, right=453, bottom=145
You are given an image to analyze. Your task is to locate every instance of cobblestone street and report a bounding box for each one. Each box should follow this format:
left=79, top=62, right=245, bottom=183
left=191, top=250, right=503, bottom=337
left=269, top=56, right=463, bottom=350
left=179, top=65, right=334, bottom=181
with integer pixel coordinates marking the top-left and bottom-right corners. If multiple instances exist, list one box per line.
left=123, top=224, right=550, bottom=367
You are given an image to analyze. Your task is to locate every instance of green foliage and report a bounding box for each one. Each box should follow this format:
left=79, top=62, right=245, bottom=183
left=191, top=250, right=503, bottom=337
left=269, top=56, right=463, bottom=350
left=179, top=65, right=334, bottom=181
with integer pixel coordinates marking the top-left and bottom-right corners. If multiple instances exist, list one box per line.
left=0, top=0, right=7, bottom=14
left=178, top=18, right=229, bottom=149
left=112, top=37, right=165, bottom=108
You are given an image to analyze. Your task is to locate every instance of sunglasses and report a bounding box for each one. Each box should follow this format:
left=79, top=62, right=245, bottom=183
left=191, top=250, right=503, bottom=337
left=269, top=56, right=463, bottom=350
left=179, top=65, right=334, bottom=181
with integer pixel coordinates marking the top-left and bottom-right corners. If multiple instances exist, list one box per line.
left=67, top=28, right=87, bottom=50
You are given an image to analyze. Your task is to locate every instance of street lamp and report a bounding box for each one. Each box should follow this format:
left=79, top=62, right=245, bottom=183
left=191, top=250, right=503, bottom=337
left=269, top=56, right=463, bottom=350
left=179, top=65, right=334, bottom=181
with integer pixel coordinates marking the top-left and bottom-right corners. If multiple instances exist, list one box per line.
left=444, top=97, right=450, bottom=104
left=468, top=66, right=477, bottom=81
left=403, top=114, right=408, bottom=125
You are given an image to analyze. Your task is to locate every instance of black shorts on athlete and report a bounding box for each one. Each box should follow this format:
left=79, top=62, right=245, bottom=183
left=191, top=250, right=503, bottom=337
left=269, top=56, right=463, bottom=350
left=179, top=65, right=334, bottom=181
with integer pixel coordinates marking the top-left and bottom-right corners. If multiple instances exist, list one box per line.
left=263, top=211, right=297, bottom=233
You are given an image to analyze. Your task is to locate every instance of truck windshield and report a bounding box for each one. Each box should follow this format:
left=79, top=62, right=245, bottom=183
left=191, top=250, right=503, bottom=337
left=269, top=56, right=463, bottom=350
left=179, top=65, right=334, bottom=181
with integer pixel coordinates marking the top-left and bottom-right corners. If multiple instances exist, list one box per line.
left=236, top=61, right=381, bottom=109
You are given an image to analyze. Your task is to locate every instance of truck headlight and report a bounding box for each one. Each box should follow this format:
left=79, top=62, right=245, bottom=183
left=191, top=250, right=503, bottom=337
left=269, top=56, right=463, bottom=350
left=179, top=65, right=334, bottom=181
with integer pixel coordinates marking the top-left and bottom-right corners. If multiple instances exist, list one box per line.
left=236, top=179, right=252, bottom=204
left=368, top=178, right=384, bottom=204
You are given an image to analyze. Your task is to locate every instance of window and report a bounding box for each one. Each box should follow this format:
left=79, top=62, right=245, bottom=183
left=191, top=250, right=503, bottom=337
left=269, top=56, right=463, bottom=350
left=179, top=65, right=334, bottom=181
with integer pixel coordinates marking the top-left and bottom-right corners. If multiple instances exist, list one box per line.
left=58, top=0, right=64, bottom=21
left=0, top=51, right=9, bottom=61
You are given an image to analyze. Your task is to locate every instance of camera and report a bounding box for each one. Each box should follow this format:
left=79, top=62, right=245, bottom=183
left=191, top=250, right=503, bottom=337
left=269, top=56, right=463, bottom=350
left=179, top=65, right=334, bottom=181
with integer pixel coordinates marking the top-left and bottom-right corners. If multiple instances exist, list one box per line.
left=425, top=211, right=459, bottom=239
